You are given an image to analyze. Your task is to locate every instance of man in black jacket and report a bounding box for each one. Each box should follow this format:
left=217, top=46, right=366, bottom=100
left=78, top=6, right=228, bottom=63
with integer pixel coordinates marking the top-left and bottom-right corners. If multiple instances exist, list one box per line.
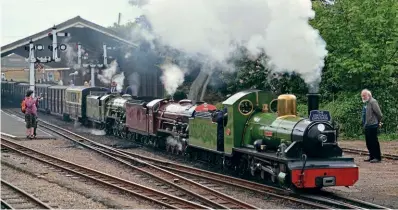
left=361, top=89, right=383, bottom=163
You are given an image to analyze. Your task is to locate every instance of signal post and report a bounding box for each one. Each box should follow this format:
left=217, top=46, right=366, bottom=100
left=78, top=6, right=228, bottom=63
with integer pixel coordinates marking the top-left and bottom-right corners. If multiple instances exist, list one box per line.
left=25, top=26, right=70, bottom=97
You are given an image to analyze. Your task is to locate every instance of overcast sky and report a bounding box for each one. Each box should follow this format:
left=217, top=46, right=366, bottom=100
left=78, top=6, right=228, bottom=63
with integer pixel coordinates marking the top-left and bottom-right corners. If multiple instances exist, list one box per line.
left=1, top=0, right=142, bottom=46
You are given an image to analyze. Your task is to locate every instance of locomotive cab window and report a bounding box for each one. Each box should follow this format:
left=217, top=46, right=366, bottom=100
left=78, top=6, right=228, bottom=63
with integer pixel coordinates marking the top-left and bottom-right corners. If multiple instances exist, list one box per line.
left=238, top=99, right=253, bottom=115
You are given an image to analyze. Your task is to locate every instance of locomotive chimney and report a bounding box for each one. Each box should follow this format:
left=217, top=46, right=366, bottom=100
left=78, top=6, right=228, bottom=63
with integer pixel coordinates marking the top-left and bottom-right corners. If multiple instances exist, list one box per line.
left=307, top=93, right=320, bottom=117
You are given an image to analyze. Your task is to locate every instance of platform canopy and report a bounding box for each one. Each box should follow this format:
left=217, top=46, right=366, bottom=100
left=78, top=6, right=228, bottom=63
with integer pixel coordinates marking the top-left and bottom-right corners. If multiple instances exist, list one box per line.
left=1, top=16, right=137, bottom=68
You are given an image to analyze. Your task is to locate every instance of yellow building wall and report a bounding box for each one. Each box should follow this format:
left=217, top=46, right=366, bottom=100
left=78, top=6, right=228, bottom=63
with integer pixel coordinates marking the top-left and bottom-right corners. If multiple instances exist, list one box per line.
left=1, top=69, right=61, bottom=82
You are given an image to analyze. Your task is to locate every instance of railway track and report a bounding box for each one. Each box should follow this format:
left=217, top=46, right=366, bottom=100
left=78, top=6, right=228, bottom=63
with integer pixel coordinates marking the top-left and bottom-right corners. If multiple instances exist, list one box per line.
left=342, top=148, right=398, bottom=160
left=7, top=114, right=257, bottom=209
left=37, top=121, right=389, bottom=209
left=3, top=110, right=391, bottom=209
left=1, top=179, right=52, bottom=209
left=0, top=137, right=207, bottom=209
left=108, top=148, right=391, bottom=209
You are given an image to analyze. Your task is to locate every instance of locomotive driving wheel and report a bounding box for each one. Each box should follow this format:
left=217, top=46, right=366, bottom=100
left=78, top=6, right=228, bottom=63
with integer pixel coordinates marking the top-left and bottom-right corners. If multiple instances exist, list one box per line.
left=105, top=122, right=113, bottom=135
left=112, top=125, right=119, bottom=137
left=120, top=130, right=126, bottom=139
left=119, top=124, right=126, bottom=139
left=237, top=157, right=249, bottom=177
left=100, top=123, right=105, bottom=130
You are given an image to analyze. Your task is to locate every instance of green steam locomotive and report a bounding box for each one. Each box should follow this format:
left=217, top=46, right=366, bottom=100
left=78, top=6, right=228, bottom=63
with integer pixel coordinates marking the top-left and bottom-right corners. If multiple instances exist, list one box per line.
left=188, top=90, right=358, bottom=189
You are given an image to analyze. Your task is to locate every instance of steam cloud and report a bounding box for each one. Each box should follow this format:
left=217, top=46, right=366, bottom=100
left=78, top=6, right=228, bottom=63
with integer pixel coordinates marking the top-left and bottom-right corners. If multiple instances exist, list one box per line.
left=160, top=63, right=185, bottom=95
left=97, top=60, right=125, bottom=92
left=166, top=136, right=182, bottom=151
left=62, top=37, right=85, bottom=70
left=131, top=0, right=328, bottom=92
left=127, top=72, right=140, bottom=96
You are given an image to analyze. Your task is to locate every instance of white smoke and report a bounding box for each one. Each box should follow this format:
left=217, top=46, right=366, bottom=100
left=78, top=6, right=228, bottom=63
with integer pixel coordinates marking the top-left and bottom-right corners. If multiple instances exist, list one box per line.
left=69, top=71, right=78, bottom=76
left=90, top=129, right=106, bottom=136
left=98, top=60, right=118, bottom=83
left=97, top=60, right=125, bottom=92
left=62, top=37, right=85, bottom=70
left=160, top=63, right=185, bottom=95
left=134, top=0, right=327, bottom=92
left=166, top=136, right=182, bottom=151
left=113, top=72, right=125, bottom=92
left=127, top=72, right=140, bottom=96
left=125, top=52, right=132, bottom=59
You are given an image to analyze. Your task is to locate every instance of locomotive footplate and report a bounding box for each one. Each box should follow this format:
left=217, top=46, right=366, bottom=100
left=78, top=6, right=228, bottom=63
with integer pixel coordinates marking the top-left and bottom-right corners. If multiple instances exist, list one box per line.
left=233, top=147, right=359, bottom=188
left=289, top=160, right=358, bottom=188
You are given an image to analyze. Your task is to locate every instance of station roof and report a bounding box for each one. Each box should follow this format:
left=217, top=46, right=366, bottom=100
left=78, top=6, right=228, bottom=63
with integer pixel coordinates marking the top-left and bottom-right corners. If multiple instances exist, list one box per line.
left=1, top=16, right=137, bottom=68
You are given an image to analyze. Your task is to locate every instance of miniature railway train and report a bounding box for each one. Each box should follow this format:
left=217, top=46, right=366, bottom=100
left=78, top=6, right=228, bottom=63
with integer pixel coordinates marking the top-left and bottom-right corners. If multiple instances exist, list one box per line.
left=1, top=81, right=359, bottom=190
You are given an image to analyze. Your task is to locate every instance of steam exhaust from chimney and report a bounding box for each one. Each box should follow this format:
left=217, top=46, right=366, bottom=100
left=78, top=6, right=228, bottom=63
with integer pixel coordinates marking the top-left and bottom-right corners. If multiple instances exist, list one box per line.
left=307, top=93, right=320, bottom=117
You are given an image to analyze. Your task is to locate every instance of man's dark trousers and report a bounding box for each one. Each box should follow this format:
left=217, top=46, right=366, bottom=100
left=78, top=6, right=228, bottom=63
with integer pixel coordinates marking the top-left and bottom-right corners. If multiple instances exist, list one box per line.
left=365, top=127, right=381, bottom=160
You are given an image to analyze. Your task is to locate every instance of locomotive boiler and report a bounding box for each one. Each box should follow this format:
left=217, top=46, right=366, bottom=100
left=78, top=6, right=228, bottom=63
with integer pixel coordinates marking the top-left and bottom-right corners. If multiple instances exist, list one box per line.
left=244, top=94, right=342, bottom=159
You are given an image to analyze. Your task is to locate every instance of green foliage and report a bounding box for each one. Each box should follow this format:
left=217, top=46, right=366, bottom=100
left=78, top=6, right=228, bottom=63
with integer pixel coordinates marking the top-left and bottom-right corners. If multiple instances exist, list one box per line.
left=320, top=92, right=363, bottom=137
left=296, top=103, right=308, bottom=118
left=309, top=0, right=398, bottom=138
left=215, top=102, right=224, bottom=110
left=312, top=0, right=398, bottom=94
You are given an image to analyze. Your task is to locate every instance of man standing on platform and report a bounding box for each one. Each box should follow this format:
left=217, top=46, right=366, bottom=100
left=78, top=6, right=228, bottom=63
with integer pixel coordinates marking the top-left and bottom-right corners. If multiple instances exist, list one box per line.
left=361, top=89, right=383, bottom=163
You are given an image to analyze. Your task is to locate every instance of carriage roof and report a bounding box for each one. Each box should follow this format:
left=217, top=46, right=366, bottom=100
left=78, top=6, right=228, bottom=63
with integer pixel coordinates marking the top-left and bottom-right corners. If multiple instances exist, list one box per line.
left=36, top=84, right=53, bottom=88
left=49, top=85, right=68, bottom=89
left=65, top=86, right=108, bottom=92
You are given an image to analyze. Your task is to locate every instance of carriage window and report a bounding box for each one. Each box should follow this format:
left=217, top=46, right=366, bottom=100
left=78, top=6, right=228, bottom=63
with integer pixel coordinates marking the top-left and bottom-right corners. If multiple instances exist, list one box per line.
left=71, top=93, right=77, bottom=102
left=68, top=92, right=78, bottom=102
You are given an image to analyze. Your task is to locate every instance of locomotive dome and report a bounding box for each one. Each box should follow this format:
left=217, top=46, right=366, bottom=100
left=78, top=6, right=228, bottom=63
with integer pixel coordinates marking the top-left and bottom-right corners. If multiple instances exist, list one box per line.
left=276, top=94, right=297, bottom=117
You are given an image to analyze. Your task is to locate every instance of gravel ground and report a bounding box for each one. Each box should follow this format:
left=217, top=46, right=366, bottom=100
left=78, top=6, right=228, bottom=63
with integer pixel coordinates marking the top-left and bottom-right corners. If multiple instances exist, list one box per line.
left=339, top=140, right=398, bottom=155
left=325, top=153, right=398, bottom=208
left=1, top=150, right=163, bottom=209
left=4, top=108, right=398, bottom=208
left=1, top=163, right=109, bottom=209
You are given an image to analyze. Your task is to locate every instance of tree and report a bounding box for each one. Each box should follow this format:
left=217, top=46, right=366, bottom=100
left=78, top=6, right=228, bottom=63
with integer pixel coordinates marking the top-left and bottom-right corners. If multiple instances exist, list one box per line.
left=311, top=0, right=398, bottom=135
left=311, top=0, right=398, bottom=92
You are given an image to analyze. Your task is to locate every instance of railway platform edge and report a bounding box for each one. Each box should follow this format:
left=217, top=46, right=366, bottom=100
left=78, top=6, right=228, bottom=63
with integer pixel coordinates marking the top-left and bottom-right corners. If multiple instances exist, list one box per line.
left=1, top=110, right=55, bottom=139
